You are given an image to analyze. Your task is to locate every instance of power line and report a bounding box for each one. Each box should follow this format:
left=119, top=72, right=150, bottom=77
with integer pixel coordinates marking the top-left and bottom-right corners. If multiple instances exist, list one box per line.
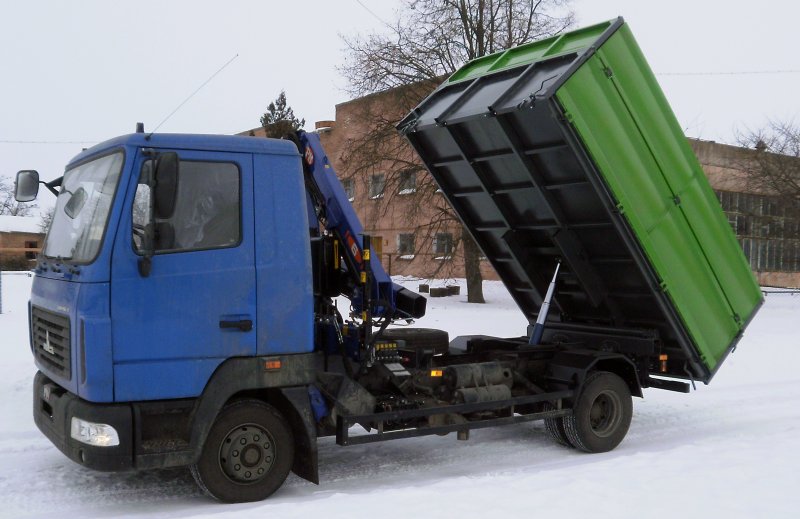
left=0, top=140, right=96, bottom=145
left=658, top=69, right=800, bottom=77
left=2, top=54, right=240, bottom=146
left=2, top=65, right=798, bottom=147
left=353, top=0, right=392, bottom=28
left=151, top=53, right=239, bottom=134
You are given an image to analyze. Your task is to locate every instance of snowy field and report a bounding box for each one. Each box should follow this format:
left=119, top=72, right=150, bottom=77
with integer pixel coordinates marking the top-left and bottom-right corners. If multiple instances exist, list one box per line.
left=1, top=272, right=799, bottom=518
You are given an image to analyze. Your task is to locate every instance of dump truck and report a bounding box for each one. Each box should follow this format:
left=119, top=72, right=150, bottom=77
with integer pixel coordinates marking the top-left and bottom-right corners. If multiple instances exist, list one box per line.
left=15, top=17, right=761, bottom=503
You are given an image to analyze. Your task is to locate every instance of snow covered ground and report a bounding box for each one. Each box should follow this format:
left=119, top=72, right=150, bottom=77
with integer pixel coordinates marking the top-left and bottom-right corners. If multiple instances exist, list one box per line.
left=1, top=272, right=799, bottom=518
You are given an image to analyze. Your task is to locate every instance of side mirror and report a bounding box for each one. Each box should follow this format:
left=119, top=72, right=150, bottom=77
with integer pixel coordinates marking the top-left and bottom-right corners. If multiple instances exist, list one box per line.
left=14, top=170, right=40, bottom=202
left=64, top=187, right=88, bottom=219
left=153, top=152, right=179, bottom=219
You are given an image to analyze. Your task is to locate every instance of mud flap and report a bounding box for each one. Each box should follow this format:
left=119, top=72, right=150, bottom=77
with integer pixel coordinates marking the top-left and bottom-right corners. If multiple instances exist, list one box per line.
left=278, top=386, right=319, bottom=484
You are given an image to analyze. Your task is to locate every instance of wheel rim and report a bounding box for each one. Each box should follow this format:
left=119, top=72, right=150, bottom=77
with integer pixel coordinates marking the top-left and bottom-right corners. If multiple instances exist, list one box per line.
left=218, top=423, right=276, bottom=484
left=588, top=390, right=622, bottom=438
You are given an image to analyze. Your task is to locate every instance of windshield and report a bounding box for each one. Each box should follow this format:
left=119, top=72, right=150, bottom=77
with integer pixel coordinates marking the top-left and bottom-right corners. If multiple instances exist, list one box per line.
left=43, top=151, right=124, bottom=263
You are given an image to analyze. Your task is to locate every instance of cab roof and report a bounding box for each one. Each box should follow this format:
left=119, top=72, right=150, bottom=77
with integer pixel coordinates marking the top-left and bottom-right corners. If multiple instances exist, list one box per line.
left=67, top=133, right=299, bottom=168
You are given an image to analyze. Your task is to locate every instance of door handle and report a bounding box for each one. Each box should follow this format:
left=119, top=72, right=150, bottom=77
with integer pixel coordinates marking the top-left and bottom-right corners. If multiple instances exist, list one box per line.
left=219, top=319, right=253, bottom=332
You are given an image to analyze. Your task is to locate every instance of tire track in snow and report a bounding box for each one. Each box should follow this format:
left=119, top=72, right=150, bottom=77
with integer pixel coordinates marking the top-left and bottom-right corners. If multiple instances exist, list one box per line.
left=7, top=377, right=798, bottom=519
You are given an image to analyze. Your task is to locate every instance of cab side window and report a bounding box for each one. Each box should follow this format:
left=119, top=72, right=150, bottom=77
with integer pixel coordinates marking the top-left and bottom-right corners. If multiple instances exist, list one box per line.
left=133, top=160, right=241, bottom=253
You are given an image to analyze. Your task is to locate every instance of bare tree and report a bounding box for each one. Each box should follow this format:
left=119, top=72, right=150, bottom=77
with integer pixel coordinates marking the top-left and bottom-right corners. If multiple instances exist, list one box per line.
left=39, top=206, right=55, bottom=234
left=340, top=0, right=574, bottom=303
left=0, top=175, right=37, bottom=216
left=736, top=120, right=800, bottom=205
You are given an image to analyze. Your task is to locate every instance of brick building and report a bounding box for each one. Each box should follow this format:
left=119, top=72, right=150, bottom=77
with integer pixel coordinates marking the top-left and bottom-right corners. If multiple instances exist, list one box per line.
left=690, top=139, right=800, bottom=287
left=244, top=93, right=800, bottom=288
left=0, top=215, right=44, bottom=270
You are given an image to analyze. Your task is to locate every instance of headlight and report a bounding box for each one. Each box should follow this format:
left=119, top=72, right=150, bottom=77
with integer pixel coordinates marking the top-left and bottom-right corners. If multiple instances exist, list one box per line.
left=70, top=417, right=120, bottom=447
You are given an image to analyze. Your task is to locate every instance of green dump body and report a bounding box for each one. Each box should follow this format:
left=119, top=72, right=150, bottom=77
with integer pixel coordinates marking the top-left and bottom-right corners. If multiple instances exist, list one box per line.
left=398, top=17, right=762, bottom=383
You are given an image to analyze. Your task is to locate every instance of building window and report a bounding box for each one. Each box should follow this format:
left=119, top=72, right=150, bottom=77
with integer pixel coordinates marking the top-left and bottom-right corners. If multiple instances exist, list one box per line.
left=397, top=233, right=415, bottom=259
left=716, top=189, right=800, bottom=272
left=433, top=232, right=453, bottom=259
left=369, top=174, right=385, bottom=199
left=25, top=240, right=38, bottom=259
left=398, top=171, right=416, bottom=195
left=342, top=178, right=355, bottom=202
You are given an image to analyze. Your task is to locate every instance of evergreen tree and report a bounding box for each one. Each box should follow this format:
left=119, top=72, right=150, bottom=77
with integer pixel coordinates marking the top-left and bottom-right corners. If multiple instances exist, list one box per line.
left=260, top=91, right=305, bottom=138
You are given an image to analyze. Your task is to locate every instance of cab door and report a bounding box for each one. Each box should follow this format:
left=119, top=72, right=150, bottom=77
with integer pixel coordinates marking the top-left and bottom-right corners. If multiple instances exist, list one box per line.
left=110, top=149, right=255, bottom=401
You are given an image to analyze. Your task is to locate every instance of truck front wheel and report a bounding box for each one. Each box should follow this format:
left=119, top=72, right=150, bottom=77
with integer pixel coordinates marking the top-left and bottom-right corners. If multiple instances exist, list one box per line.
left=563, top=371, right=632, bottom=453
left=190, top=400, right=294, bottom=502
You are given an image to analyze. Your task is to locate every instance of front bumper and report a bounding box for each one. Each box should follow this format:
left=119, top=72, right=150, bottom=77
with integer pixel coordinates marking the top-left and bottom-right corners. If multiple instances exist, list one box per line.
left=33, top=371, right=133, bottom=471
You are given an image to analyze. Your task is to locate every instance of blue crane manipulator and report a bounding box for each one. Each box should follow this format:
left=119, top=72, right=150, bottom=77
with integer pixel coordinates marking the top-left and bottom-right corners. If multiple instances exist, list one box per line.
left=293, top=130, right=426, bottom=321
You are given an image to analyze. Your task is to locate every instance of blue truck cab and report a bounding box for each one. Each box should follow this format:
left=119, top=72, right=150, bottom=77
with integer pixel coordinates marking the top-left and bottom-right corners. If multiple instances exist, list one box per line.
left=25, top=128, right=433, bottom=502
left=29, top=133, right=323, bottom=479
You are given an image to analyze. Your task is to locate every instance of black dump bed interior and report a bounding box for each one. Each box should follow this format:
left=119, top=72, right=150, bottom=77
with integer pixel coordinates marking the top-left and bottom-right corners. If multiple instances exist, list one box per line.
left=396, top=39, right=708, bottom=380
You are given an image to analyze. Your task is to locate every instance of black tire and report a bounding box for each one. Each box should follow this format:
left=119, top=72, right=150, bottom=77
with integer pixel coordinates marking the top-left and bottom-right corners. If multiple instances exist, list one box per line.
left=563, top=371, right=632, bottom=453
left=542, top=402, right=573, bottom=448
left=190, top=400, right=294, bottom=503
left=382, top=327, right=449, bottom=355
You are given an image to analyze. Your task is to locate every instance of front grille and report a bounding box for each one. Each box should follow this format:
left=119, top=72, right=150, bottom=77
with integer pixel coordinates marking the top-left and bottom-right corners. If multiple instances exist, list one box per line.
left=32, top=306, right=71, bottom=380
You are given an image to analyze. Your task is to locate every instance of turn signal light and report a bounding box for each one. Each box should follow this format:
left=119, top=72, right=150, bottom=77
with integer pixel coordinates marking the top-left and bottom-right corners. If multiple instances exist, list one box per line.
left=430, top=370, right=443, bottom=377
left=265, top=360, right=282, bottom=371
left=659, top=354, right=668, bottom=373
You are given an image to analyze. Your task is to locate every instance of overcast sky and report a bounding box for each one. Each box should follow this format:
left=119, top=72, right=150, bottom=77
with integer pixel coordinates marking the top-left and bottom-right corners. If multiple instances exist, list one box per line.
left=1, top=0, right=798, bottom=216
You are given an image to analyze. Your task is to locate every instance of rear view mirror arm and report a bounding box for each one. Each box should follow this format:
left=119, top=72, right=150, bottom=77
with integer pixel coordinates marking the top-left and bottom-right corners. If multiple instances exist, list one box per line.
left=43, top=177, right=62, bottom=197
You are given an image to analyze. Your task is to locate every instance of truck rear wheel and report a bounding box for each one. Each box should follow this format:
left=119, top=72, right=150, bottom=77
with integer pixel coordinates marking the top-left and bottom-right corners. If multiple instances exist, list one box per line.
left=542, top=402, right=573, bottom=447
left=563, top=371, right=632, bottom=453
left=190, top=400, right=294, bottom=503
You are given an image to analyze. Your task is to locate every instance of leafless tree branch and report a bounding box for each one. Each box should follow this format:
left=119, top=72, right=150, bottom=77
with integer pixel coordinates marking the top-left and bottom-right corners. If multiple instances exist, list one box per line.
left=339, top=0, right=574, bottom=302
left=735, top=120, right=800, bottom=206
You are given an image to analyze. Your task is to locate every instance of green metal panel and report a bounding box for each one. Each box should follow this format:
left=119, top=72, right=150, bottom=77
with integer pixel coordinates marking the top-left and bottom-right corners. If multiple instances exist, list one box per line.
left=555, top=25, right=762, bottom=371
left=449, top=20, right=616, bottom=84
left=400, top=18, right=762, bottom=382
